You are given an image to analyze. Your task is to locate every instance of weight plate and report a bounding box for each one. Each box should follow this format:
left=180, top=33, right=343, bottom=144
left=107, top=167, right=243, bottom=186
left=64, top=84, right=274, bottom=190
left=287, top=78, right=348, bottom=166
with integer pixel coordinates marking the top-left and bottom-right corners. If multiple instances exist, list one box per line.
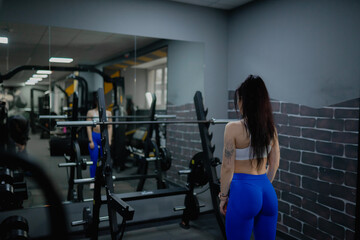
left=189, top=152, right=208, bottom=187
left=159, top=147, right=172, bottom=171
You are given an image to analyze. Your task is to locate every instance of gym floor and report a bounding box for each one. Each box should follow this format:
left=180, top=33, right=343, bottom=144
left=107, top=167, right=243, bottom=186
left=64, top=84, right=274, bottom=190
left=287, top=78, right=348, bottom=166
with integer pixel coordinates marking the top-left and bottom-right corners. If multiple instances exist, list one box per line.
left=23, top=133, right=285, bottom=240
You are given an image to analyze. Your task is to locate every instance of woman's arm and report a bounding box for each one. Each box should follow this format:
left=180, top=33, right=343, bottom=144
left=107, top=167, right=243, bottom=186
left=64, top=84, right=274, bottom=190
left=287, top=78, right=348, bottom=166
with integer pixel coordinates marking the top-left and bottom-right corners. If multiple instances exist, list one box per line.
left=266, top=129, right=280, bottom=182
left=106, top=111, right=113, bottom=146
left=86, top=110, right=93, bottom=144
left=219, top=123, right=236, bottom=215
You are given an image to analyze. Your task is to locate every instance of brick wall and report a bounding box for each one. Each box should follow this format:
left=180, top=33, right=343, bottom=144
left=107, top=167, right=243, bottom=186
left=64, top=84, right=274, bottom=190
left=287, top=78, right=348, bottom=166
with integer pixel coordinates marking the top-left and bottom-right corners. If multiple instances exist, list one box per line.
left=166, top=103, right=202, bottom=185
left=228, top=90, right=359, bottom=240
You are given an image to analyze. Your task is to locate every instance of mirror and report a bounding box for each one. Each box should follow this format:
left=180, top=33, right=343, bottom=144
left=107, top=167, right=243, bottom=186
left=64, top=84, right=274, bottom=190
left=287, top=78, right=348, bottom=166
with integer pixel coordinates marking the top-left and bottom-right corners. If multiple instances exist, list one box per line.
left=0, top=22, right=205, bottom=207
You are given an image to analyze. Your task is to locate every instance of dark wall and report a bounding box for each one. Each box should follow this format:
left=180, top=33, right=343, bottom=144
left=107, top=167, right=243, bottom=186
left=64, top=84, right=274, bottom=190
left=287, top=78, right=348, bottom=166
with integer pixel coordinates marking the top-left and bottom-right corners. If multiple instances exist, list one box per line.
left=228, top=0, right=360, bottom=107
left=228, top=90, right=359, bottom=239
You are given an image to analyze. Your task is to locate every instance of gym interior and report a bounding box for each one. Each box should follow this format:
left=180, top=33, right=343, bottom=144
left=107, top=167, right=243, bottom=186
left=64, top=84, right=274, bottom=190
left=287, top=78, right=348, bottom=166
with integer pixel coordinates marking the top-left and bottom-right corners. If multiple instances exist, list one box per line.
left=0, top=0, right=359, bottom=239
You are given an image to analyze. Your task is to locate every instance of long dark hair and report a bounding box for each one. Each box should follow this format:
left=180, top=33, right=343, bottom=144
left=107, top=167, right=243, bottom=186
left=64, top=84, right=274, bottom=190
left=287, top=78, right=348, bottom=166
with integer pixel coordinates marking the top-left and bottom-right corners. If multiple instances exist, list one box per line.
left=234, top=75, right=275, bottom=169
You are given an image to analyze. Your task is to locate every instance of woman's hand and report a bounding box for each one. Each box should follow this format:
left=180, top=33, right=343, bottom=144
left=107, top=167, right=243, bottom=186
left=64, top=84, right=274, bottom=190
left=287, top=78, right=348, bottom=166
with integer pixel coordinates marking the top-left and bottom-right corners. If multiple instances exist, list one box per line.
left=89, top=141, right=95, bottom=149
left=219, top=198, right=228, bottom=216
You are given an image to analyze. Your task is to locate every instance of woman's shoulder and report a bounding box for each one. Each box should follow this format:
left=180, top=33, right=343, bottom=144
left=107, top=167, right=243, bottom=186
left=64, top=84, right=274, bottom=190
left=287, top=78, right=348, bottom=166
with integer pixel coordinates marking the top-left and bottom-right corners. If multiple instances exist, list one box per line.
left=225, top=120, right=244, bottom=133
left=87, top=109, right=95, bottom=116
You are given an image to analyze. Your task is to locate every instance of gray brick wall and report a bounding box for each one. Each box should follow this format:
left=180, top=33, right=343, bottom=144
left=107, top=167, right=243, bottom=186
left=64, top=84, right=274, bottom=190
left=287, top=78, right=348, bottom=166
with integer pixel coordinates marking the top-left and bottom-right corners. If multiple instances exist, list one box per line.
left=228, top=90, right=359, bottom=240
left=166, top=103, right=202, bottom=185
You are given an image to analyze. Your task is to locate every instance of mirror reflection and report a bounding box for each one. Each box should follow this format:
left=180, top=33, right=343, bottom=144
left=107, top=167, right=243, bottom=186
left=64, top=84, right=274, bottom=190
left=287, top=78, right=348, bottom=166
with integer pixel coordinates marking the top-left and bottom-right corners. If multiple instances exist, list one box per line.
left=0, top=22, right=205, bottom=207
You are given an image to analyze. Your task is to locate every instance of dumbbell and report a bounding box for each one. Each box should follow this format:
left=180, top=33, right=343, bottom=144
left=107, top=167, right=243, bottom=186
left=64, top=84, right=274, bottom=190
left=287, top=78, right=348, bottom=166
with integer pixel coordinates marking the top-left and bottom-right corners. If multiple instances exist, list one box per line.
left=0, top=215, right=30, bottom=240
left=0, top=168, right=14, bottom=185
left=0, top=168, right=28, bottom=210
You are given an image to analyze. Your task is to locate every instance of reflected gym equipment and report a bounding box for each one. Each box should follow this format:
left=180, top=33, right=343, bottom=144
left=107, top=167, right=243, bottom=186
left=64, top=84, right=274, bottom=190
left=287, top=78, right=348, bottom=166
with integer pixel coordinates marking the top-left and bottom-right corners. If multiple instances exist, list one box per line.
left=1, top=89, right=227, bottom=240
left=58, top=89, right=227, bottom=239
left=0, top=167, right=28, bottom=211
left=0, top=215, right=30, bottom=240
left=0, top=151, right=68, bottom=240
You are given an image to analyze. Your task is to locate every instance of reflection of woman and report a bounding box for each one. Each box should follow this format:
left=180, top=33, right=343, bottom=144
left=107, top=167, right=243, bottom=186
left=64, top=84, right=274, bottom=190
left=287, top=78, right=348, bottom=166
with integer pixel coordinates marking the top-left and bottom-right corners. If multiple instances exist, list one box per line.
left=219, top=75, right=280, bottom=240
left=86, top=98, right=112, bottom=189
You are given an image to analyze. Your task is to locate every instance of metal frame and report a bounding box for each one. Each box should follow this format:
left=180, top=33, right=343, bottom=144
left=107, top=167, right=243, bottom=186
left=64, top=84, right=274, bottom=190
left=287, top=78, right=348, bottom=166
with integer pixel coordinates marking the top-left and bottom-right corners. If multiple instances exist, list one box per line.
left=90, top=88, right=134, bottom=240
left=30, top=88, right=46, bottom=133
left=193, top=91, right=226, bottom=239
left=83, top=88, right=220, bottom=240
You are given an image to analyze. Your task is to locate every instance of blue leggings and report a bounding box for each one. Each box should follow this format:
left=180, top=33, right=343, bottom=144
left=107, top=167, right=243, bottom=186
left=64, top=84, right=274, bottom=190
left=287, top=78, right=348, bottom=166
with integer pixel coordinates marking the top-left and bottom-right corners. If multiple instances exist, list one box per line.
left=226, top=173, right=278, bottom=240
left=88, top=132, right=102, bottom=178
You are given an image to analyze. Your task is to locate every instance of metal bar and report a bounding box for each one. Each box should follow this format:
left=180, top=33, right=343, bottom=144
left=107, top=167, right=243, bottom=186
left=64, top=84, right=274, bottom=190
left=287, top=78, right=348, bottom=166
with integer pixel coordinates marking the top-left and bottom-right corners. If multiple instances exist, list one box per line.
left=71, top=220, right=86, bottom=227
left=73, top=174, right=159, bottom=184
left=39, top=114, right=176, bottom=120
left=74, top=178, right=95, bottom=184
left=113, top=174, right=158, bottom=181
left=58, top=161, right=93, bottom=167
left=178, top=169, right=191, bottom=175
left=154, top=114, right=177, bottom=119
left=71, top=216, right=110, bottom=227
left=108, top=193, right=135, bottom=221
left=106, top=187, right=189, bottom=202
left=56, top=118, right=234, bottom=127
left=39, top=115, right=68, bottom=119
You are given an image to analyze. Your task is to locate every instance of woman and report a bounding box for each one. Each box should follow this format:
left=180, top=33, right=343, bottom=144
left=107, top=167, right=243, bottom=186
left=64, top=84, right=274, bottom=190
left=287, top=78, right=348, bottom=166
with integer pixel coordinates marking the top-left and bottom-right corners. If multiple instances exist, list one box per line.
left=219, top=75, right=280, bottom=240
left=86, top=96, right=112, bottom=189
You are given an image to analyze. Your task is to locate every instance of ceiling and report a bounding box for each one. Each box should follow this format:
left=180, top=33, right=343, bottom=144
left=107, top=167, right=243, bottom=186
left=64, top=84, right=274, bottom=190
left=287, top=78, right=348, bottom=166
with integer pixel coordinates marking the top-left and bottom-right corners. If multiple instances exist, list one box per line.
left=169, top=0, right=253, bottom=10
left=0, top=23, right=159, bottom=86
left=0, top=0, right=252, bottom=87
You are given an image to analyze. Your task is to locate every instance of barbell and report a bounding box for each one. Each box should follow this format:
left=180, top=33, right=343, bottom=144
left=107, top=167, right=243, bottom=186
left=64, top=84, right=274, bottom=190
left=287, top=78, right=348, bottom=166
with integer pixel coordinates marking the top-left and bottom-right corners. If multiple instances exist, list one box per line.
left=56, top=118, right=234, bottom=127
left=39, top=114, right=177, bottom=120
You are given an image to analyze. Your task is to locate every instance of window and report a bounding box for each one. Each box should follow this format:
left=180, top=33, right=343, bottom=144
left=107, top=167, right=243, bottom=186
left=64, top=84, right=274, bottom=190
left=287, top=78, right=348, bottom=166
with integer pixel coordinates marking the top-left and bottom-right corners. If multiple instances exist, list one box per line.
left=147, top=64, right=167, bottom=110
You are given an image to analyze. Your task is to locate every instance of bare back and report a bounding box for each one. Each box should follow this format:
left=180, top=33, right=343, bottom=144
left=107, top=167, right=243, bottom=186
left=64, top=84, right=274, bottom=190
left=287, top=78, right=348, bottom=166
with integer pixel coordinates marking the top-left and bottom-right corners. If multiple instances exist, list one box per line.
left=229, top=120, right=271, bottom=175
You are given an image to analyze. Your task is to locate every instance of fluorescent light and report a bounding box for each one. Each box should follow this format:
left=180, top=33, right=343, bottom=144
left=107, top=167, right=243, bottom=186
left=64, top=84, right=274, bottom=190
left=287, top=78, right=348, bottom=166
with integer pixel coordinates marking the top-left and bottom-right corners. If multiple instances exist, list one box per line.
left=36, top=70, right=52, bottom=74
left=32, top=74, right=48, bottom=78
left=26, top=77, right=42, bottom=85
left=0, top=37, right=8, bottom=44
left=49, top=57, right=73, bottom=63
left=29, top=77, right=42, bottom=81
left=26, top=80, right=38, bottom=84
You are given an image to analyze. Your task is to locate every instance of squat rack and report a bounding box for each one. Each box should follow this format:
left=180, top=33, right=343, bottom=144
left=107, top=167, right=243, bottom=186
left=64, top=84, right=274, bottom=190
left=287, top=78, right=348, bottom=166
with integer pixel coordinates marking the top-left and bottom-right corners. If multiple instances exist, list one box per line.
left=58, top=88, right=228, bottom=239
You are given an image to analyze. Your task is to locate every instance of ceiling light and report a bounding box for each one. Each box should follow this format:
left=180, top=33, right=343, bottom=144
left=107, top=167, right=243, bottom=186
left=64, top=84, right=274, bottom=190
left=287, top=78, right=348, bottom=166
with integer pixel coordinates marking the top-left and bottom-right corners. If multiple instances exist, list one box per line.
left=49, top=57, right=73, bottom=63
left=36, top=70, right=52, bottom=74
left=26, top=80, right=38, bottom=84
left=30, top=77, right=42, bottom=81
left=0, top=37, right=8, bottom=44
left=33, top=74, right=48, bottom=78
left=25, top=82, right=36, bottom=85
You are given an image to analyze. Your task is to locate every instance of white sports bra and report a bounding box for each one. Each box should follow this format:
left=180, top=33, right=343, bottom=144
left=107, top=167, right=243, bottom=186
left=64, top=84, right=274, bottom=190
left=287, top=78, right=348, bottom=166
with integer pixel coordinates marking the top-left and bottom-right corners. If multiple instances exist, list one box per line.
left=93, top=114, right=100, bottom=122
left=235, top=145, right=271, bottom=161
left=235, top=120, right=272, bottom=160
